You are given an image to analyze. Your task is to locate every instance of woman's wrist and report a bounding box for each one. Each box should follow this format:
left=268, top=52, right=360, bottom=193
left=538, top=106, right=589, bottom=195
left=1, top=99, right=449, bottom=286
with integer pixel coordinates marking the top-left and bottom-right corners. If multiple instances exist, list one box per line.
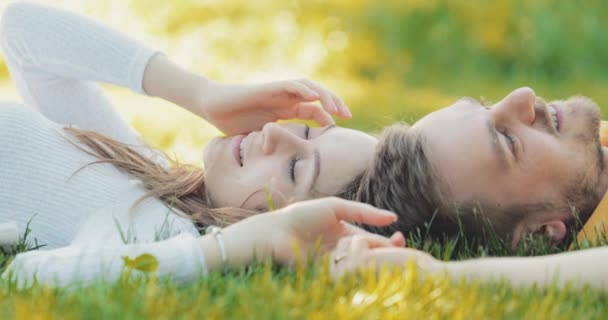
left=142, top=53, right=213, bottom=117
left=198, top=215, right=274, bottom=272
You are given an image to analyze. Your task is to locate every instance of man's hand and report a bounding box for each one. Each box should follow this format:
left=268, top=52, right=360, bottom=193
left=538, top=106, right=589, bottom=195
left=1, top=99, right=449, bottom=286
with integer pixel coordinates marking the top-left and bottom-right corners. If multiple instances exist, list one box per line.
left=329, top=234, right=440, bottom=279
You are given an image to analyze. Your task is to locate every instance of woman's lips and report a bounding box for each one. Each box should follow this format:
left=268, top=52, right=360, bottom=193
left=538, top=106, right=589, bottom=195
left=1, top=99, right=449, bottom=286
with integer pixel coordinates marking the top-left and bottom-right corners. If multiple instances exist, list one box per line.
left=231, top=134, right=245, bottom=166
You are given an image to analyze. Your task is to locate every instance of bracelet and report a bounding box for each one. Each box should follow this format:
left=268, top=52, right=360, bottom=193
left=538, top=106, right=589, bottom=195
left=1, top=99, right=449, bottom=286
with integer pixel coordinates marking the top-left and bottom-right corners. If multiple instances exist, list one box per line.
left=205, top=225, right=227, bottom=270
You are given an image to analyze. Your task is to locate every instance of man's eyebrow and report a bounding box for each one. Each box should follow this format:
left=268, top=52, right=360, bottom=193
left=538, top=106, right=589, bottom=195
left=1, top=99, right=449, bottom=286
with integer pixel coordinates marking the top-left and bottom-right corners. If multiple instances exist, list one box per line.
left=458, top=96, right=478, bottom=104
left=460, top=96, right=490, bottom=109
left=307, top=125, right=336, bottom=192
left=487, top=119, right=509, bottom=169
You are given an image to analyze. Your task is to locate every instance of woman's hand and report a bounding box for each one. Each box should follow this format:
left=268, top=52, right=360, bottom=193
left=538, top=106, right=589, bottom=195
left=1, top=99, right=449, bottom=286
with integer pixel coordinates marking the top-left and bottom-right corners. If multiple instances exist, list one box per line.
left=198, top=79, right=352, bottom=135
left=202, top=197, right=403, bottom=272
left=143, top=55, right=349, bottom=135
left=265, top=197, right=405, bottom=266
left=329, top=234, right=441, bottom=279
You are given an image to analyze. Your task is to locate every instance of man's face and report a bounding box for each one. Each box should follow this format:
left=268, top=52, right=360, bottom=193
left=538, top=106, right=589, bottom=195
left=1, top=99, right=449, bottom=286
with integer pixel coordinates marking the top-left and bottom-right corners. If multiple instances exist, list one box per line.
left=414, top=87, right=608, bottom=246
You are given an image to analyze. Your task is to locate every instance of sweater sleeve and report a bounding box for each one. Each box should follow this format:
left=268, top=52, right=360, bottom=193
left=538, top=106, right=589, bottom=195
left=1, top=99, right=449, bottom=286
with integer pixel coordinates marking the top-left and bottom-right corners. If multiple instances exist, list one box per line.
left=0, top=2, right=157, bottom=150
left=2, top=233, right=207, bottom=288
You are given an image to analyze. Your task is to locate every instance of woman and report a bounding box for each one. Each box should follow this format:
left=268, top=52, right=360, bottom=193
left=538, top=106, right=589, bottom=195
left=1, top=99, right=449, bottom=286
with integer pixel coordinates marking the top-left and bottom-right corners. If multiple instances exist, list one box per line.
left=0, top=3, right=402, bottom=287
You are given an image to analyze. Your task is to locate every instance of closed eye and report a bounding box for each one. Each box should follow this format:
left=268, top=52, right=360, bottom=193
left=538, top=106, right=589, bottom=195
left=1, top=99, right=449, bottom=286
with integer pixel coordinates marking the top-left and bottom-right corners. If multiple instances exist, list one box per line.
left=288, top=125, right=311, bottom=183
left=289, top=157, right=298, bottom=182
left=499, top=129, right=516, bottom=155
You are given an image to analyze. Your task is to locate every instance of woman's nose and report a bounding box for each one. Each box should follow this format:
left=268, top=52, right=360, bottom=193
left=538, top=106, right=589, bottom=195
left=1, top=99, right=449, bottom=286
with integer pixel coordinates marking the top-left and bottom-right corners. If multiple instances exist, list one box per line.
left=493, top=87, right=536, bottom=125
left=261, top=123, right=305, bottom=155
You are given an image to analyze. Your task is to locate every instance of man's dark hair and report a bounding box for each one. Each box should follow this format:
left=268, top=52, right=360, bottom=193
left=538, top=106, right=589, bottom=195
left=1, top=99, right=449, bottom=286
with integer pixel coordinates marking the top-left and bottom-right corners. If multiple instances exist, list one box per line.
left=340, top=123, right=527, bottom=242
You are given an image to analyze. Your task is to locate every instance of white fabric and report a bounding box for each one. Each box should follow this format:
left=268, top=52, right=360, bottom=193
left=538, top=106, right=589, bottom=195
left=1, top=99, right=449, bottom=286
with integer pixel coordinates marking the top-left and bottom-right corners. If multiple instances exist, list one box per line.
left=0, top=221, right=18, bottom=246
left=0, top=2, right=207, bottom=287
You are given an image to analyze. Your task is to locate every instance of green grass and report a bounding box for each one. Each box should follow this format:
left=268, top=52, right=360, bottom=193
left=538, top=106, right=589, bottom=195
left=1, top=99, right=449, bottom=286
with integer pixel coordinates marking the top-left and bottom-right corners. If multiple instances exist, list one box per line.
left=3, top=222, right=608, bottom=319
left=3, top=0, right=608, bottom=318
left=3, top=261, right=608, bottom=320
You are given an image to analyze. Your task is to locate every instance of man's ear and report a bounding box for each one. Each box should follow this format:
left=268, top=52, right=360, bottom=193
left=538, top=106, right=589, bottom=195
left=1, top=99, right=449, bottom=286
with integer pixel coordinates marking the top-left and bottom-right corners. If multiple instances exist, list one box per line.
left=510, top=219, right=567, bottom=251
left=540, top=220, right=567, bottom=244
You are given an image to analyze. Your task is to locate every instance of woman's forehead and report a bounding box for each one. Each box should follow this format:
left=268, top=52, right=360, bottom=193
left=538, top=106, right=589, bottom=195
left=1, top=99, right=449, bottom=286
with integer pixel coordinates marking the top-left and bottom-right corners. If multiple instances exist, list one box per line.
left=314, top=127, right=376, bottom=193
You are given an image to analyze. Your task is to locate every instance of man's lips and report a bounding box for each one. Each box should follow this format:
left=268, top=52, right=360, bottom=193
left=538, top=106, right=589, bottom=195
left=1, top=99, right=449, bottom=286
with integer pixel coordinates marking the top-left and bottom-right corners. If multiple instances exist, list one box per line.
left=232, top=134, right=245, bottom=166
left=553, top=103, right=563, bottom=132
left=545, top=101, right=563, bottom=134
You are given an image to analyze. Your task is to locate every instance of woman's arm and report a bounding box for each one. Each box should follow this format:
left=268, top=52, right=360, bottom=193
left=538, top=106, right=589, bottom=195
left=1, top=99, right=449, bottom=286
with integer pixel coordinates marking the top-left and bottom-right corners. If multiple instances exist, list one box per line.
left=0, top=2, right=153, bottom=148
left=0, top=2, right=209, bottom=138
left=3, top=198, right=400, bottom=288
left=3, top=233, right=207, bottom=288
left=1, top=2, right=349, bottom=138
left=142, top=53, right=350, bottom=135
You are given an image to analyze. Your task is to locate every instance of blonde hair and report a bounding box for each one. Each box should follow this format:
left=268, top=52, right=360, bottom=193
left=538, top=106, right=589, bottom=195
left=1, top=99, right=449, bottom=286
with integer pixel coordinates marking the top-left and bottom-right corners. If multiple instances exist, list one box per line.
left=64, top=127, right=253, bottom=229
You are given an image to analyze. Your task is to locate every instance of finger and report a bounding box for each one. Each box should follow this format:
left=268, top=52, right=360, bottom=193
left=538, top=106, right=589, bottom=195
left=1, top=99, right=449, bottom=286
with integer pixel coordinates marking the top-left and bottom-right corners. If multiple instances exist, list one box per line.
left=344, top=224, right=405, bottom=247
left=332, top=95, right=352, bottom=119
left=298, top=79, right=338, bottom=114
left=293, top=102, right=335, bottom=126
left=389, top=232, right=406, bottom=247
left=282, top=81, right=319, bottom=101
left=343, top=223, right=370, bottom=235
left=302, top=80, right=349, bottom=118
left=326, top=198, right=398, bottom=226
left=350, top=234, right=397, bottom=252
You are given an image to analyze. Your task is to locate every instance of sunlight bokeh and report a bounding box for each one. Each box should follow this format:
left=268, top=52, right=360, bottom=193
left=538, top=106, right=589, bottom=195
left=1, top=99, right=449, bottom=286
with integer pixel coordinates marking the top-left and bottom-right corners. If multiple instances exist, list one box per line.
left=1, top=0, right=608, bottom=163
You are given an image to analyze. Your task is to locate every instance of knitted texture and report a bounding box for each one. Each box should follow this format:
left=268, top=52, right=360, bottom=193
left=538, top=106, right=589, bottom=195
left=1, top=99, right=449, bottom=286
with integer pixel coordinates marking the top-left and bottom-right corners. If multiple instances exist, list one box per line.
left=0, top=2, right=206, bottom=287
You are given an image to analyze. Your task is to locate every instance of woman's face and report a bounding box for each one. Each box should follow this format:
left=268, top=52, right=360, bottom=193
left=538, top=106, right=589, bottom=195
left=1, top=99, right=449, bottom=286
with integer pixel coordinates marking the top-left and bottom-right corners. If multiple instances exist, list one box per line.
left=203, top=123, right=377, bottom=210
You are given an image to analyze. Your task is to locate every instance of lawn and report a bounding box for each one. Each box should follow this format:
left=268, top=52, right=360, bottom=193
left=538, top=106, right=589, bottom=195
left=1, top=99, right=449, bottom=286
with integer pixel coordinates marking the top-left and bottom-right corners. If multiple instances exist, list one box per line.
left=3, top=0, right=608, bottom=318
left=3, top=227, right=608, bottom=319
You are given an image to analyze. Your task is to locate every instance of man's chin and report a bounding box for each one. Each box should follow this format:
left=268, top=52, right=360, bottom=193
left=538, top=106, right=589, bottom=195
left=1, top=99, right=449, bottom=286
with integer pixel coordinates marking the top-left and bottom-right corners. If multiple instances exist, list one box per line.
left=563, top=96, right=601, bottom=139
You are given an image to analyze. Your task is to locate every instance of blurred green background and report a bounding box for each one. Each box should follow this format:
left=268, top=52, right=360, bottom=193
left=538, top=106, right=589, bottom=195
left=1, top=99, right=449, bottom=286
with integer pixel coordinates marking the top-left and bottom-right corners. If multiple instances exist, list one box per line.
left=1, top=0, right=607, bottom=163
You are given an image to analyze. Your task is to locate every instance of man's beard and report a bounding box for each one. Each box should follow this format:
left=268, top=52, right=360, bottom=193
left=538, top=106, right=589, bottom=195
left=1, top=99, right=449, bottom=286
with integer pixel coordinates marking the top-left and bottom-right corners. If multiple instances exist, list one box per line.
left=560, top=96, right=605, bottom=224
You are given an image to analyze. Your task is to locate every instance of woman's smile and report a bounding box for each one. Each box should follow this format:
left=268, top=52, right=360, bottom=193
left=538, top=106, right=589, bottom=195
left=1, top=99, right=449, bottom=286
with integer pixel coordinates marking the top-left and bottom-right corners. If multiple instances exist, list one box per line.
left=231, top=134, right=246, bottom=166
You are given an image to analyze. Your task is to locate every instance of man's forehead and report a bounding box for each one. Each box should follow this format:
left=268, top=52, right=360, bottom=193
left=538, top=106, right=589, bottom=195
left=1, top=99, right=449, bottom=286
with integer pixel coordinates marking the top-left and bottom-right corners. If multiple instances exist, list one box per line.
left=414, top=99, right=476, bottom=130
left=416, top=106, right=502, bottom=197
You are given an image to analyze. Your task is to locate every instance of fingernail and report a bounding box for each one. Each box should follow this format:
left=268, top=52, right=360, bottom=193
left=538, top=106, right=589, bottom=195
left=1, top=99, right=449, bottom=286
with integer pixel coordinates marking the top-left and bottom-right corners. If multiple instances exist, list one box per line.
left=382, top=210, right=397, bottom=218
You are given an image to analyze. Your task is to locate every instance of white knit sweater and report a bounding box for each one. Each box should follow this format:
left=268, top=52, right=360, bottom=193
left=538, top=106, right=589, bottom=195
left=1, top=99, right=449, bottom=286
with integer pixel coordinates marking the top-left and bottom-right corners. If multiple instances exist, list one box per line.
left=0, top=2, right=207, bottom=287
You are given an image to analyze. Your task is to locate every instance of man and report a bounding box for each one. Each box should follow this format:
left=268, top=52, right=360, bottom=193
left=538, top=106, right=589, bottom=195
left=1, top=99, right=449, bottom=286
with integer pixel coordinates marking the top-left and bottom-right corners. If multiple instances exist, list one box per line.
left=355, top=87, right=608, bottom=250
left=329, top=88, right=608, bottom=289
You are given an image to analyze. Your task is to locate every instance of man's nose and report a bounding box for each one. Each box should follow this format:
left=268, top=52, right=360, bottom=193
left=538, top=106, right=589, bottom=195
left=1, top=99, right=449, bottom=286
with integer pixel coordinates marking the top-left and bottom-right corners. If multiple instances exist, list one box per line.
left=261, top=123, right=305, bottom=155
left=493, top=87, right=536, bottom=125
